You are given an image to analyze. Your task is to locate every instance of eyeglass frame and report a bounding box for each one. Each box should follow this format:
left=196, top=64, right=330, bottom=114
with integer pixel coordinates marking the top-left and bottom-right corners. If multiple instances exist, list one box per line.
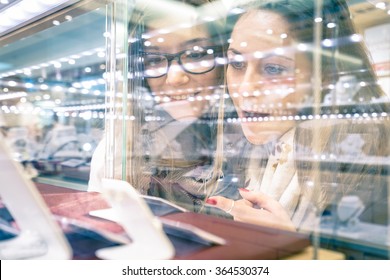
left=140, top=45, right=224, bottom=78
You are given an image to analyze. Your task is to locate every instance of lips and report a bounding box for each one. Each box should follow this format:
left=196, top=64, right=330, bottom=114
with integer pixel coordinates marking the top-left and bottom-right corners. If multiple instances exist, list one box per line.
left=162, top=91, right=202, bottom=102
left=240, top=107, right=300, bottom=119
left=241, top=110, right=271, bottom=119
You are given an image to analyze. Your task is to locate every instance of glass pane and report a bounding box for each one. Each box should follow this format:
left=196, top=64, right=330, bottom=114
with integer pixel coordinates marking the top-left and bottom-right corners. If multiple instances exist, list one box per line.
left=0, top=1, right=107, bottom=190
left=101, top=0, right=389, bottom=259
left=221, top=0, right=390, bottom=259
left=2, top=0, right=388, bottom=261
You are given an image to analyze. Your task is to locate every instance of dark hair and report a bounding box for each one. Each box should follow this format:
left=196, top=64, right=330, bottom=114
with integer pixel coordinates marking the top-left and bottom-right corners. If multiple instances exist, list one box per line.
left=127, top=0, right=226, bottom=91
left=226, top=0, right=387, bottom=104
left=123, top=0, right=227, bottom=205
left=226, top=0, right=390, bottom=217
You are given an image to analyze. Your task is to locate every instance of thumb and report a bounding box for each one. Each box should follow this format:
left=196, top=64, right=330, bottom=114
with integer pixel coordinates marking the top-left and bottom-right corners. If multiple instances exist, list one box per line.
left=238, top=188, right=268, bottom=205
left=238, top=188, right=281, bottom=213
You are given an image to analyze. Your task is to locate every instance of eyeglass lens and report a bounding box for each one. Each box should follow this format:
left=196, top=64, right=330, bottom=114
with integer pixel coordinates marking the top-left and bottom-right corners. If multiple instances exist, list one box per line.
left=143, top=47, right=217, bottom=77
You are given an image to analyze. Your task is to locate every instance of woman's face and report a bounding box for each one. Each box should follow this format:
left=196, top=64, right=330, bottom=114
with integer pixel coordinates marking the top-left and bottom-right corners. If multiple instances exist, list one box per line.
left=227, top=10, right=312, bottom=145
left=144, top=23, right=221, bottom=121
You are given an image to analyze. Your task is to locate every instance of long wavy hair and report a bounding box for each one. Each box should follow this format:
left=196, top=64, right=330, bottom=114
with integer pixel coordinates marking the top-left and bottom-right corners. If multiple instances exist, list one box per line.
left=221, top=0, right=390, bottom=214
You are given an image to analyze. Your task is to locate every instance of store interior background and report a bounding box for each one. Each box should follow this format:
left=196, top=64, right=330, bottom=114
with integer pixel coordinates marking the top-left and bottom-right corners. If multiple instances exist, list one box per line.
left=0, top=0, right=389, bottom=260
left=0, top=0, right=389, bottom=186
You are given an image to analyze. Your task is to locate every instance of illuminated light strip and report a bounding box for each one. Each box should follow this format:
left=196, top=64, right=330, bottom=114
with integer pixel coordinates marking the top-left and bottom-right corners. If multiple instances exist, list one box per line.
left=0, top=91, right=27, bottom=100
left=0, top=0, right=80, bottom=35
left=225, top=112, right=389, bottom=124
left=53, top=103, right=106, bottom=112
left=0, top=78, right=105, bottom=97
left=57, top=110, right=105, bottom=119
left=0, top=46, right=105, bottom=78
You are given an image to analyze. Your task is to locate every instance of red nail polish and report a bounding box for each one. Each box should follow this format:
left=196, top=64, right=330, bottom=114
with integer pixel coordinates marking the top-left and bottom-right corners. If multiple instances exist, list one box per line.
left=206, top=198, right=217, bottom=205
left=239, top=188, right=250, bottom=192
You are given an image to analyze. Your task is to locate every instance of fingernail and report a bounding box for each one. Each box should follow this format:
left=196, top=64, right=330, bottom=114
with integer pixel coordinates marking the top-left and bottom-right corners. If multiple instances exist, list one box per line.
left=239, top=188, right=250, bottom=192
left=205, top=198, right=217, bottom=205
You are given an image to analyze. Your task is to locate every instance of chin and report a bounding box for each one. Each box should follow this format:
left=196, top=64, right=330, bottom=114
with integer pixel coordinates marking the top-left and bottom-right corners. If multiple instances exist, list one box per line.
left=245, top=133, right=282, bottom=145
left=242, top=125, right=286, bottom=145
left=159, top=100, right=203, bottom=121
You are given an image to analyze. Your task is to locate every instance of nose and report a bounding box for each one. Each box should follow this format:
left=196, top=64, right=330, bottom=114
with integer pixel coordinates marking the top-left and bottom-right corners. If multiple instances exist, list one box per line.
left=236, top=66, right=281, bottom=110
left=165, top=61, right=189, bottom=86
left=238, top=66, right=262, bottom=96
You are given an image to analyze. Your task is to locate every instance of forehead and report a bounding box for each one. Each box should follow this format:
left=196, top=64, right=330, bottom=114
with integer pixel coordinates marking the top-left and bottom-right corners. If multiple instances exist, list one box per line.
left=230, top=10, right=293, bottom=49
left=145, top=22, right=211, bottom=50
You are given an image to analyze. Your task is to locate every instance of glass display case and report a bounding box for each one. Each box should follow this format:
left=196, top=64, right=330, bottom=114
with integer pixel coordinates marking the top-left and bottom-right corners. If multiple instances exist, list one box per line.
left=0, top=0, right=389, bottom=260
left=0, top=0, right=108, bottom=189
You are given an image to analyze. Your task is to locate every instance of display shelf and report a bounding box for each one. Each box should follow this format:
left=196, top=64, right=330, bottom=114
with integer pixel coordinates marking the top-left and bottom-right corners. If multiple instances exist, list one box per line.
left=34, top=174, right=88, bottom=192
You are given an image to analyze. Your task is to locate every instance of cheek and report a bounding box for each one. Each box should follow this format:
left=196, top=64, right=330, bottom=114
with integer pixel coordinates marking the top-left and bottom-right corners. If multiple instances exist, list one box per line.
left=146, top=78, right=164, bottom=94
left=201, top=68, right=220, bottom=82
left=295, top=59, right=312, bottom=89
left=283, top=89, right=307, bottom=106
left=293, top=77, right=312, bottom=104
left=227, top=69, right=242, bottom=91
left=231, top=97, right=242, bottom=110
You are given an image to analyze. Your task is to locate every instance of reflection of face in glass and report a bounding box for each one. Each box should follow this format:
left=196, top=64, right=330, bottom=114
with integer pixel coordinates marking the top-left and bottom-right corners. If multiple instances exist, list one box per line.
left=227, top=10, right=312, bottom=145
left=144, top=24, right=221, bottom=121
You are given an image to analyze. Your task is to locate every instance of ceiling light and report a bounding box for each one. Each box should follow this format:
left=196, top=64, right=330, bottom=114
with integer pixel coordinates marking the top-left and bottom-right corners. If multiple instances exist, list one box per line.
left=0, top=0, right=79, bottom=35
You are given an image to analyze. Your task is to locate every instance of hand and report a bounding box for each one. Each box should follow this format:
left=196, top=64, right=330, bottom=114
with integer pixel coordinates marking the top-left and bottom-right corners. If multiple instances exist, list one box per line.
left=206, top=188, right=296, bottom=231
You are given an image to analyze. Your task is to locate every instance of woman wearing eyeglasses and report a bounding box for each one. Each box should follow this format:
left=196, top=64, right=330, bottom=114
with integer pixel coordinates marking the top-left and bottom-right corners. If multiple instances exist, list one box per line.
left=89, top=0, right=232, bottom=216
left=135, top=1, right=233, bottom=214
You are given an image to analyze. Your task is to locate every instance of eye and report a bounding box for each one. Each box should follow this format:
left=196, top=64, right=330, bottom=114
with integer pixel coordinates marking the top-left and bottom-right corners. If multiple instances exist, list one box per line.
left=263, top=63, right=288, bottom=75
left=183, top=49, right=209, bottom=61
left=144, top=54, right=166, bottom=67
left=144, top=54, right=167, bottom=69
left=229, top=60, right=245, bottom=70
left=227, top=53, right=246, bottom=70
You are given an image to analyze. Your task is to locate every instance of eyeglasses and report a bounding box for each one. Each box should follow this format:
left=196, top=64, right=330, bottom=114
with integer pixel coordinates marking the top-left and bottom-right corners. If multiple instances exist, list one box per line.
left=141, top=46, right=222, bottom=78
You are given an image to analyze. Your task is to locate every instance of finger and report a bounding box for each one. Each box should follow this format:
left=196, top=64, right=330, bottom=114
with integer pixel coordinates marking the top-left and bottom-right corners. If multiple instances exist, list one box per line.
left=207, top=196, right=294, bottom=231
left=206, top=196, right=253, bottom=216
left=230, top=200, right=295, bottom=231
left=238, top=188, right=286, bottom=214
left=238, top=188, right=270, bottom=207
left=206, top=196, right=235, bottom=213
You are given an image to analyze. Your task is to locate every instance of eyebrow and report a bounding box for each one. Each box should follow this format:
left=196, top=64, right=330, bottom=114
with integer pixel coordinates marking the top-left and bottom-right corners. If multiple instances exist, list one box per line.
left=143, top=46, right=160, bottom=51
left=228, top=48, right=294, bottom=62
left=143, top=37, right=211, bottom=51
left=180, top=37, right=210, bottom=48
